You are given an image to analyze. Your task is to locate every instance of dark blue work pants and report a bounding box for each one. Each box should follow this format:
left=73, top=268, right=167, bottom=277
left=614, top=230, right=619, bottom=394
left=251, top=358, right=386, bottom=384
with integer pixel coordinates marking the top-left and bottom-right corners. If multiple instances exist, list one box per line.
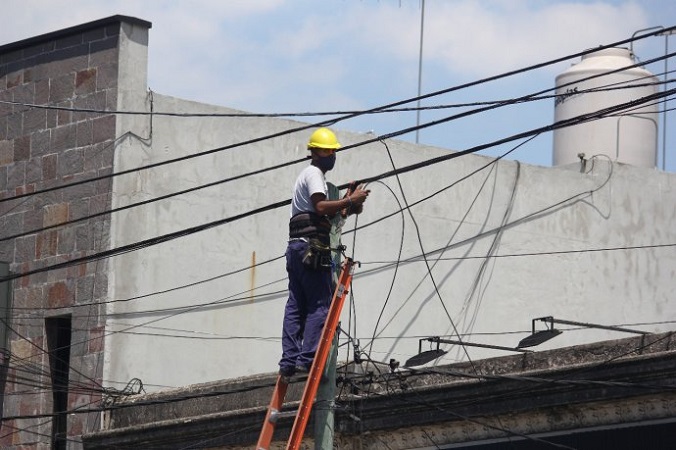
left=280, top=240, right=333, bottom=371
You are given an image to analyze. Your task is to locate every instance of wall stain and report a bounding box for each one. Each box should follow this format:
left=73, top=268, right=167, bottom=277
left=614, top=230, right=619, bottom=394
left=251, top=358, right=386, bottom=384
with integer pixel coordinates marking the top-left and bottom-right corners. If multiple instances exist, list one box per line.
left=250, top=251, right=256, bottom=303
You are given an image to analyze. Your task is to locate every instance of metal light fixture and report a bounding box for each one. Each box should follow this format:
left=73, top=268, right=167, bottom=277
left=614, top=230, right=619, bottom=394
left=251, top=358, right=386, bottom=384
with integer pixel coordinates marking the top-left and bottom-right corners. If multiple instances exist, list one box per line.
left=405, top=336, right=531, bottom=367
left=517, top=316, right=650, bottom=349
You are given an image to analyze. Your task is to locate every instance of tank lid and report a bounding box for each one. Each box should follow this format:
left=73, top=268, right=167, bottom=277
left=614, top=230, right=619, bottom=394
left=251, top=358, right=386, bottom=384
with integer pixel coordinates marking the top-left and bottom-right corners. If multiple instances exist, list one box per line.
left=581, top=47, right=632, bottom=61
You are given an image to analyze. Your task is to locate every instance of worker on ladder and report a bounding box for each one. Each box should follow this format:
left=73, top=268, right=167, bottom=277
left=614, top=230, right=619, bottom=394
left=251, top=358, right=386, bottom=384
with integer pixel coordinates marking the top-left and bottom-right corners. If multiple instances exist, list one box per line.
left=279, top=127, right=370, bottom=381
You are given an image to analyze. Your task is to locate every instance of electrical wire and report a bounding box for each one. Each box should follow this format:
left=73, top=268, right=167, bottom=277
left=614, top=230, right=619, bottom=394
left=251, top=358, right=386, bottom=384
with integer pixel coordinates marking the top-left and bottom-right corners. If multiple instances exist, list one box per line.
left=9, top=151, right=673, bottom=326
left=3, top=333, right=673, bottom=430
left=2, top=321, right=103, bottom=392
left=390, top=332, right=676, bottom=418
left=372, top=141, right=520, bottom=448
left=2, top=76, right=666, bottom=249
left=0, top=151, right=660, bottom=404
left=365, top=163, right=498, bottom=353
left=362, top=181, right=406, bottom=357
left=380, top=138, right=475, bottom=368
left=0, top=84, right=640, bottom=326
left=0, top=420, right=85, bottom=447
left=456, top=161, right=520, bottom=342
left=2, top=310, right=657, bottom=400
left=0, top=73, right=671, bottom=118
left=0, top=128, right=664, bottom=396
left=8, top=316, right=672, bottom=345
left=8, top=255, right=285, bottom=313
left=0, top=32, right=672, bottom=216
left=5, top=240, right=672, bottom=321
left=2, top=84, right=671, bottom=287
left=353, top=153, right=615, bottom=277
left=344, top=380, right=578, bottom=450
left=359, top=132, right=539, bottom=358
left=336, top=179, right=406, bottom=401
left=0, top=46, right=672, bottom=450
left=0, top=73, right=672, bottom=344
left=2, top=32, right=672, bottom=446
left=4, top=285, right=290, bottom=389
left=360, top=242, right=676, bottom=265
left=0, top=376, right=281, bottom=420
left=339, top=333, right=676, bottom=448
left=344, top=147, right=610, bottom=376
left=2, top=74, right=673, bottom=253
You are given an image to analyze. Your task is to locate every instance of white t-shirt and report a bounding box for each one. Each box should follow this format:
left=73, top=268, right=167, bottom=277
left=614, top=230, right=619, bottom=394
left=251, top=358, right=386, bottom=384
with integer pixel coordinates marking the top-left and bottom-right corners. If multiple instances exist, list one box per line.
left=291, top=165, right=327, bottom=217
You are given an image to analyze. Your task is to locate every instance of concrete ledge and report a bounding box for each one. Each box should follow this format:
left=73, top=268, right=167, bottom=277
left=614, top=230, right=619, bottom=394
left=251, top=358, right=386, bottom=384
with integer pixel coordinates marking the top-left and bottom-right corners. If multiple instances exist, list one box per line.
left=83, top=332, right=676, bottom=449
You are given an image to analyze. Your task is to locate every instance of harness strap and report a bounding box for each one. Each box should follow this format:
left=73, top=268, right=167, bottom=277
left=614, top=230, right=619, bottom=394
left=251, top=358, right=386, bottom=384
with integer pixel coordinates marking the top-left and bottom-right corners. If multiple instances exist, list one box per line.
left=289, top=212, right=331, bottom=245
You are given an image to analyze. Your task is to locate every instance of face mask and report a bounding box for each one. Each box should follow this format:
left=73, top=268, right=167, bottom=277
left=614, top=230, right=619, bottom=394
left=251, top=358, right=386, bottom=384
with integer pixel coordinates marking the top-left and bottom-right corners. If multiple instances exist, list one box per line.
left=316, top=153, right=336, bottom=172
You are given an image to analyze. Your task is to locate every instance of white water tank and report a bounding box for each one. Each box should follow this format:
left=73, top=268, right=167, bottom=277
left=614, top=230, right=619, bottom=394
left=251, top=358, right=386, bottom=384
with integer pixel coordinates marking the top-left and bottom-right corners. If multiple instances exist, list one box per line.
left=553, top=47, right=659, bottom=167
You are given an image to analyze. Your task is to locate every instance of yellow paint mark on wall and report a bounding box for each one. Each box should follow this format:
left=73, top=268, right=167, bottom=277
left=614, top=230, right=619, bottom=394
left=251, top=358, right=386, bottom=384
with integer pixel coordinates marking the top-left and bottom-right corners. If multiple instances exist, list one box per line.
left=250, top=251, right=256, bottom=302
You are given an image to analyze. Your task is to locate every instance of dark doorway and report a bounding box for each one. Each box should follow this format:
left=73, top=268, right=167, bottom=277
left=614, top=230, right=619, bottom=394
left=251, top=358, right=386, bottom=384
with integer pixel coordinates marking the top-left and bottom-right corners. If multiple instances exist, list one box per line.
left=45, top=316, right=72, bottom=450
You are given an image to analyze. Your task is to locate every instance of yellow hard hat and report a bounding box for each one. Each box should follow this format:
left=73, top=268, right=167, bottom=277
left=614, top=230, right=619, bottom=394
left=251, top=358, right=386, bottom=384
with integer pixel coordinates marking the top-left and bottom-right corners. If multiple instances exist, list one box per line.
left=308, top=127, right=341, bottom=150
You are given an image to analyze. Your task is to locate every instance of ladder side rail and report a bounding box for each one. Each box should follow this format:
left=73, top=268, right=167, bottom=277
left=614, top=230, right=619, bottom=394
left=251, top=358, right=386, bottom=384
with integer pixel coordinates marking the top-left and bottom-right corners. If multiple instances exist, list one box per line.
left=256, top=377, right=290, bottom=450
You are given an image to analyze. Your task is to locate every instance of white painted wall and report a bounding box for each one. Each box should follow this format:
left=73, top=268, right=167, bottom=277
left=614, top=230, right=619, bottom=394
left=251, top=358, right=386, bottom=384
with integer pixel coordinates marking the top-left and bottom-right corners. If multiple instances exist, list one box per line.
left=103, top=31, right=676, bottom=392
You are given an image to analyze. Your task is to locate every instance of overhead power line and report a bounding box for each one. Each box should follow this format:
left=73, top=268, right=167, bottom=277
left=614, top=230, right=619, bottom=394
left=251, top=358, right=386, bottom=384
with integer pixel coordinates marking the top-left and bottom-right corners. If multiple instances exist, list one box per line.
left=0, top=26, right=671, bottom=209
left=9, top=239, right=671, bottom=323
left=1, top=85, right=673, bottom=285
left=0, top=75, right=671, bottom=118
left=6, top=332, right=673, bottom=449
left=0, top=139, right=613, bottom=326
left=2, top=76, right=673, bottom=245
left=2, top=28, right=674, bottom=444
left=0, top=123, right=662, bottom=400
left=1, top=29, right=672, bottom=394
left=361, top=243, right=676, bottom=265
left=1, top=56, right=672, bottom=254
left=8, top=240, right=672, bottom=319
left=0, top=52, right=671, bottom=248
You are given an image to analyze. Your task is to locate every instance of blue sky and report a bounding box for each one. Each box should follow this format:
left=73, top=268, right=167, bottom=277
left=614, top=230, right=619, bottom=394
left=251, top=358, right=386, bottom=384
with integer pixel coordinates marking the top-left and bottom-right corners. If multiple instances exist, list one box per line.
left=2, top=0, right=675, bottom=170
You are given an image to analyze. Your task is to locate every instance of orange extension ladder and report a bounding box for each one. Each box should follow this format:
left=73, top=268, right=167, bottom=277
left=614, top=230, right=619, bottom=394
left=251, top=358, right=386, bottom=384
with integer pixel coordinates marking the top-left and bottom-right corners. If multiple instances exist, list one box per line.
left=257, top=258, right=356, bottom=450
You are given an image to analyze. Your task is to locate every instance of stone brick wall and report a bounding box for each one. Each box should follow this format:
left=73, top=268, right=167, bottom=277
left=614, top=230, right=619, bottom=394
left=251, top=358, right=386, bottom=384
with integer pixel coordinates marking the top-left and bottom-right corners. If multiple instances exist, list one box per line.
left=0, top=18, right=131, bottom=449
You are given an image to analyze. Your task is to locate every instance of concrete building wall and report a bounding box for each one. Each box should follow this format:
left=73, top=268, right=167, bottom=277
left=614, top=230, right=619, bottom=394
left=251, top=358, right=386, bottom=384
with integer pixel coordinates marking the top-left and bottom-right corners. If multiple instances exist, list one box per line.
left=0, top=16, right=150, bottom=449
left=103, top=86, right=676, bottom=390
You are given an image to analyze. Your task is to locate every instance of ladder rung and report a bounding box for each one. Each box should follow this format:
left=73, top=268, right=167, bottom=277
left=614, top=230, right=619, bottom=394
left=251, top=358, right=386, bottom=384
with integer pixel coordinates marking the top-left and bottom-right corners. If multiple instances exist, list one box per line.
left=269, top=409, right=297, bottom=423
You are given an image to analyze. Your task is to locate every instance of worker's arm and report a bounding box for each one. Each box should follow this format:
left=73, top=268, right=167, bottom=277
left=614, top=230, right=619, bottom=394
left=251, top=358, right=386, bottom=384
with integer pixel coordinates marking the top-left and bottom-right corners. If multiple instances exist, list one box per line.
left=312, top=185, right=370, bottom=217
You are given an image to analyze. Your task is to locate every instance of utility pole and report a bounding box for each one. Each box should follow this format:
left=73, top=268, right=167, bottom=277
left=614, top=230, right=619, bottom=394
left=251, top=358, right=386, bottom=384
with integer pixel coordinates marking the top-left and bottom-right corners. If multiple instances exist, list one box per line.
left=314, top=183, right=343, bottom=448
left=313, top=336, right=338, bottom=449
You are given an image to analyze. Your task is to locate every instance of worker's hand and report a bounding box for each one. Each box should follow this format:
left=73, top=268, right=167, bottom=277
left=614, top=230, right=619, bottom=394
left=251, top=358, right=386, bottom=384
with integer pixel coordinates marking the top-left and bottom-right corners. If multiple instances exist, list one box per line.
left=349, top=185, right=370, bottom=205
left=348, top=184, right=370, bottom=215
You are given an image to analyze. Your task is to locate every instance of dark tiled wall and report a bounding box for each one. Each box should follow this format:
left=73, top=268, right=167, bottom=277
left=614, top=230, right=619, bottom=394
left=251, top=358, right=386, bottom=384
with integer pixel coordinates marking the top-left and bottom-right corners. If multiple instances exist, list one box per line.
left=0, top=23, right=120, bottom=447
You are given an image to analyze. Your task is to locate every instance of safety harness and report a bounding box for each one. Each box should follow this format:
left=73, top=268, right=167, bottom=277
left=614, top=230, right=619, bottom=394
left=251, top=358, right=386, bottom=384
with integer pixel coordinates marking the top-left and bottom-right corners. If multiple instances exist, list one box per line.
left=289, top=212, right=333, bottom=269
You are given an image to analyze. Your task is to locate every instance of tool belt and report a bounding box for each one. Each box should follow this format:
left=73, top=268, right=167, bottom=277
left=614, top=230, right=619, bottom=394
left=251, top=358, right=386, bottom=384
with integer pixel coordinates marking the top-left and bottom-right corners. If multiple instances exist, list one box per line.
left=301, top=238, right=333, bottom=270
